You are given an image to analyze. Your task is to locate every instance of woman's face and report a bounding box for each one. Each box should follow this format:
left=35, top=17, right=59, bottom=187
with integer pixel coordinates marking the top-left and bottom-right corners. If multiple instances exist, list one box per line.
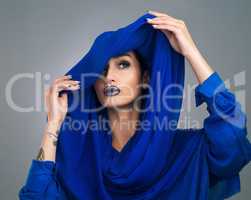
left=94, top=50, right=149, bottom=109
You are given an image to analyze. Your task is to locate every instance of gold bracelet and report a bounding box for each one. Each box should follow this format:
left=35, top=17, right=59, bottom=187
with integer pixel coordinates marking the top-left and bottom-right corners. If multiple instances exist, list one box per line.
left=46, top=130, right=58, bottom=146
left=45, top=122, right=60, bottom=145
left=46, top=131, right=58, bottom=140
left=46, top=122, right=60, bottom=135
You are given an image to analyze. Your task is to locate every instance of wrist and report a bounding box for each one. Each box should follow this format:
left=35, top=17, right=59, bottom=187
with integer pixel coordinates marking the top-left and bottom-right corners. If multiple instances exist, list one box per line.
left=46, top=121, right=61, bottom=134
left=185, top=46, right=208, bottom=69
left=184, top=45, right=201, bottom=61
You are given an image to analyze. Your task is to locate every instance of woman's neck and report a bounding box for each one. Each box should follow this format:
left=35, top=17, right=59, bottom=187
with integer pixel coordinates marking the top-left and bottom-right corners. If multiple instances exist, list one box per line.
left=107, top=102, right=141, bottom=151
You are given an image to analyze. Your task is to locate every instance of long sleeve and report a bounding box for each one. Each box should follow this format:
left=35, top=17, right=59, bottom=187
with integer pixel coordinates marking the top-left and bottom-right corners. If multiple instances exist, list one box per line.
left=194, top=71, right=251, bottom=179
left=194, top=71, right=251, bottom=199
left=18, top=159, right=63, bottom=200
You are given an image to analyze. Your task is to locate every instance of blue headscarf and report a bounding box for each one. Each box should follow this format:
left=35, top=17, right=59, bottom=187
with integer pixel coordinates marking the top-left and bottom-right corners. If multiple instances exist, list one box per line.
left=54, top=13, right=241, bottom=199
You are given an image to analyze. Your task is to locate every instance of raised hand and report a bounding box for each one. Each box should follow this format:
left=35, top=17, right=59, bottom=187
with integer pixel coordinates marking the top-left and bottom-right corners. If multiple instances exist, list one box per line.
left=146, top=10, right=197, bottom=58
left=44, top=75, right=80, bottom=126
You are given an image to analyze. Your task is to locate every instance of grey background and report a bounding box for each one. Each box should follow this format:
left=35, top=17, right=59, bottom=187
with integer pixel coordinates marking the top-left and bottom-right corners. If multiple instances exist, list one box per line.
left=0, top=0, right=250, bottom=199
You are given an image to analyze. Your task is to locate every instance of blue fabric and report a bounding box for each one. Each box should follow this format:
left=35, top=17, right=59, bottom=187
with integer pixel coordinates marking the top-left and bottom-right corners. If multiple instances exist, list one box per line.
left=19, top=13, right=251, bottom=200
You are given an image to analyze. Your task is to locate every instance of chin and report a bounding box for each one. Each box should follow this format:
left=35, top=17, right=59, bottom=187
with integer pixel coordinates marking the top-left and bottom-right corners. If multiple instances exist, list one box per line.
left=101, top=97, right=136, bottom=109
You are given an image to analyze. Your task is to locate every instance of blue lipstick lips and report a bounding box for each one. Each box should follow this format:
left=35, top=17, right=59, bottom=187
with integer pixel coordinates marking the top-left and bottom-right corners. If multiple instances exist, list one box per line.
left=104, top=85, right=120, bottom=96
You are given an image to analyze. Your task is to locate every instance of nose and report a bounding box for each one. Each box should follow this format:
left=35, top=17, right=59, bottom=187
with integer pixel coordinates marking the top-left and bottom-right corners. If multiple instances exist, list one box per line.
left=103, top=65, right=115, bottom=85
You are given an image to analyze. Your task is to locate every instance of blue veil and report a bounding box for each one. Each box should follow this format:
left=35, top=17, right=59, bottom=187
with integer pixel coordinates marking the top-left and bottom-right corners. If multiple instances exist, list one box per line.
left=54, top=13, right=241, bottom=199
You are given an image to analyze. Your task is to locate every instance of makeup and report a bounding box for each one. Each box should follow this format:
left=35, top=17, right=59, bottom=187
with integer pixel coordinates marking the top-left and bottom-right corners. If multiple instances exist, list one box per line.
left=104, top=85, right=120, bottom=96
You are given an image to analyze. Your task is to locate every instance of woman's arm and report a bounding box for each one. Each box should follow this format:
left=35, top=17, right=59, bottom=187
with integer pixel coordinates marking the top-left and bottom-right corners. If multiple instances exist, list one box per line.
left=147, top=8, right=251, bottom=176
left=18, top=75, right=79, bottom=199
left=194, top=71, right=251, bottom=178
left=185, top=46, right=215, bottom=84
left=35, top=121, right=61, bottom=162
left=175, top=71, right=251, bottom=199
left=147, top=11, right=251, bottom=198
left=18, top=159, right=60, bottom=200
left=35, top=74, right=79, bottom=162
left=18, top=123, right=61, bottom=199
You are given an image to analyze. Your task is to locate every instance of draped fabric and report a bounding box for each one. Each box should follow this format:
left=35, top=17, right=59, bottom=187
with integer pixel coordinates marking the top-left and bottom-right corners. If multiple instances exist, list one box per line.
left=18, top=12, right=251, bottom=200
left=55, top=12, right=191, bottom=199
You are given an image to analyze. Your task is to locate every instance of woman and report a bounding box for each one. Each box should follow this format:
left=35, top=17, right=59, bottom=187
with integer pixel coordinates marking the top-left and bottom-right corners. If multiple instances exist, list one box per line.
left=19, top=10, right=251, bottom=199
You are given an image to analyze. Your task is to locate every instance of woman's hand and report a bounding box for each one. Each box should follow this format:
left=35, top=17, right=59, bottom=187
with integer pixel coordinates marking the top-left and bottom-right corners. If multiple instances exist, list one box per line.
left=146, top=10, right=198, bottom=58
left=146, top=10, right=215, bottom=83
left=44, top=75, right=80, bottom=126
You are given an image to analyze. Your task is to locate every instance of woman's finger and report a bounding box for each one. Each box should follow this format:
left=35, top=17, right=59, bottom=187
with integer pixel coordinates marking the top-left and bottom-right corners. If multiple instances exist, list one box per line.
left=58, top=84, right=80, bottom=91
left=54, top=75, right=72, bottom=84
left=147, top=15, right=183, bottom=27
left=148, top=17, right=185, bottom=34
left=56, top=81, right=80, bottom=91
left=148, top=10, right=183, bottom=25
left=61, top=80, right=80, bottom=85
left=53, top=80, right=79, bottom=90
left=55, top=79, right=79, bottom=86
left=147, top=17, right=179, bottom=28
left=50, top=82, right=78, bottom=100
left=152, top=24, right=178, bottom=34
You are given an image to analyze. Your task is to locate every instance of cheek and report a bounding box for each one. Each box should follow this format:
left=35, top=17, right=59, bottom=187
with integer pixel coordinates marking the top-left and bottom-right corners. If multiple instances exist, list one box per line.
left=121, top=70, right=142, bottom=97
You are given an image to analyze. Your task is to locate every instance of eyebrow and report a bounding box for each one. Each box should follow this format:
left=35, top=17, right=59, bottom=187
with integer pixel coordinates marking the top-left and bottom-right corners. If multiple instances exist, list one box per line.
left=106, top=53, right=132, bottom=67
left=113, top=53, right=131, bottom=59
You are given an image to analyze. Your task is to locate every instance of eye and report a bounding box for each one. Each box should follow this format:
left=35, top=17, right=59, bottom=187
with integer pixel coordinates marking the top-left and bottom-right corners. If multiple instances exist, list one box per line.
left=118, top=60, right=130, bottom=69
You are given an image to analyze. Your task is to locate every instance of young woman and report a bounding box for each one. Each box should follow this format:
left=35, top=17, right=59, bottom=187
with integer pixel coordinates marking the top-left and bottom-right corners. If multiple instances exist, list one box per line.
left=19, top=10, right=251, bottom=200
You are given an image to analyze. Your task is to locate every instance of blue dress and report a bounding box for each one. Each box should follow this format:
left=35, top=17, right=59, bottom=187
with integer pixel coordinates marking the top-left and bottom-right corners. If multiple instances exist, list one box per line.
left=18, top=72, right=251, bottom=200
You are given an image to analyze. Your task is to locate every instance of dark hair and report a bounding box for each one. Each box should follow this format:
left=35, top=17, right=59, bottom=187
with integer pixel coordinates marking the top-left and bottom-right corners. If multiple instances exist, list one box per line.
left=103, top=50, right=151, bottom=78
left=132, top=49, right=150, bottom=98
left=132, top=49, right=150, bottom=75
